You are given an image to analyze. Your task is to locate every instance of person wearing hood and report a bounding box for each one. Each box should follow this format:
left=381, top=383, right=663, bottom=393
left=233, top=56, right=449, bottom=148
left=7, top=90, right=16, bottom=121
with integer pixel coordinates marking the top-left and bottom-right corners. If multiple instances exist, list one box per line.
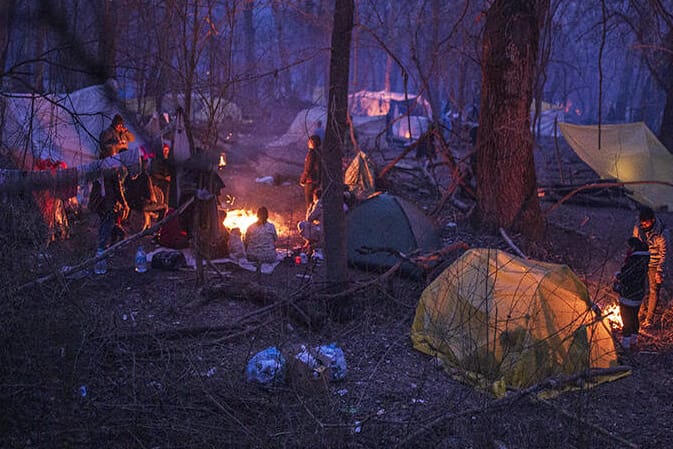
left=613, top=237, right=650, bottom=351
left=632, top=207, right=670, bottom=328
left=99, top=114, right=135, bottom=159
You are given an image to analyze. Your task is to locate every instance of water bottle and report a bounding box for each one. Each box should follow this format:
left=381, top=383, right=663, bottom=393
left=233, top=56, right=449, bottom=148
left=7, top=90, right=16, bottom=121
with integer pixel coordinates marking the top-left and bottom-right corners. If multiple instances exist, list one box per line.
left=135, top=246, right=148, bottom=273
left=94, top=249, right=107, bottom=275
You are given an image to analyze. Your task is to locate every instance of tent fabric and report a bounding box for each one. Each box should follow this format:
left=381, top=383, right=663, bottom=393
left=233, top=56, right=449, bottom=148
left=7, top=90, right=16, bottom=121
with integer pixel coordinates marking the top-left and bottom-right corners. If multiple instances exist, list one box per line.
left=2, top=84, right=145, bottom=171
left=344, top=151, right=376, bottom=200
left=559, top=122, right=673, bottom=210
left=346, top=193, right=439, bottom=275
left=349, top=90, right=432, bottom=118
left=411, top=249, right=623, bottom=397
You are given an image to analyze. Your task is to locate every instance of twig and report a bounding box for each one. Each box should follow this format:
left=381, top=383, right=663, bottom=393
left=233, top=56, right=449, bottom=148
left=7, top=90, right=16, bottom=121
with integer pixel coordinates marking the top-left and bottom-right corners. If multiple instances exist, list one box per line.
left=543, top=181, right=673, bottom=216
left=499, top=227, right=527, bottom=259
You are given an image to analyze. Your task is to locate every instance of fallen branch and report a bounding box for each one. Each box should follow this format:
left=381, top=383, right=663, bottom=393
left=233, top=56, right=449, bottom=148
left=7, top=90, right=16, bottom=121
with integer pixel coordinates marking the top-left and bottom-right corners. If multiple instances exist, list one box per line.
left=16, top=197, right=195, bottom=292
left=356, top=241, right=469, bottom=272
left=499, top=227, right=527, bottom=259
left=543, top=180, right=673, bottom=216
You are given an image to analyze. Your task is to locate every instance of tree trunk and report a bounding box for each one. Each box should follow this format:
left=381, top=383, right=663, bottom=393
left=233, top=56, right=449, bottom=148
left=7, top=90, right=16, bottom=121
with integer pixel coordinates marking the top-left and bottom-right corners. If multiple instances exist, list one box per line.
left=657, top=30, right=673, bottom=153
left=322, top=0, right=354, bottom=292
left=99, top=0, right=117, bottom=81
left=475, top=0, right=546, bottom=239
left=243, top=0, right=257, bottom=104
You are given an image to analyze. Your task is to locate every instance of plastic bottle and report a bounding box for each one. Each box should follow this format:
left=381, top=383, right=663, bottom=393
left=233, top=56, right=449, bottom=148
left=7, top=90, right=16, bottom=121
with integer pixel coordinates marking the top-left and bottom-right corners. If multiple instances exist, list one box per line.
left=94, top=249, right=107, bottom=275
left=135, top=246, right=148, bottom=273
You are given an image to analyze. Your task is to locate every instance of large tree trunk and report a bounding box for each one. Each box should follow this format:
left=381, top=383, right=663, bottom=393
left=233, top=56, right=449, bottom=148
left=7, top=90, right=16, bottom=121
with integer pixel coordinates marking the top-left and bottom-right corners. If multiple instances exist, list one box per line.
left=322, top=0, right=354, bottom=292
left=243, top=0, right=257, bottom=104
left=99, top=0, right=117, bottom=81
left=475, top=0, right=545, bottom=239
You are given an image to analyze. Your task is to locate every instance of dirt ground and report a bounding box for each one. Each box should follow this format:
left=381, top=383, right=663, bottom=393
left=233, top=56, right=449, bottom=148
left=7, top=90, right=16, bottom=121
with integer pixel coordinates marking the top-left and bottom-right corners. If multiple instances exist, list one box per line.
left=2, top=116, right=673, bottom=449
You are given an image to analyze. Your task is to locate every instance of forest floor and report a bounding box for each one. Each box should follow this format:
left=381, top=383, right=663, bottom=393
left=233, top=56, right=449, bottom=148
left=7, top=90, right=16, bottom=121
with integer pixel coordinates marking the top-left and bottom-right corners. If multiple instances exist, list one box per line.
left=2, top=109, right=673, bottom=449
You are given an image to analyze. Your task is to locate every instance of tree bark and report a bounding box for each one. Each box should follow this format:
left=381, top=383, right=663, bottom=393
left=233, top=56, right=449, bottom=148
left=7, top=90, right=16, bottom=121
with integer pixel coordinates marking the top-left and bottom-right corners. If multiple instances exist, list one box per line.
left=99, top=0, right=117, bottom=81
left=475, top=0, right=546, bottom=239
left=322, top=0, right=354, bottom=292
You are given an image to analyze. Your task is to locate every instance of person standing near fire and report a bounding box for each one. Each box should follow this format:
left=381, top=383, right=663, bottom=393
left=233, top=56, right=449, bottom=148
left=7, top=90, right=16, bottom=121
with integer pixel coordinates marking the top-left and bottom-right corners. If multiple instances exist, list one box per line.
left=613, top=237, right=650, bottom=351
left=300, top=135, right=322, bottom=210
left=632, top=206, right=670, bottom=328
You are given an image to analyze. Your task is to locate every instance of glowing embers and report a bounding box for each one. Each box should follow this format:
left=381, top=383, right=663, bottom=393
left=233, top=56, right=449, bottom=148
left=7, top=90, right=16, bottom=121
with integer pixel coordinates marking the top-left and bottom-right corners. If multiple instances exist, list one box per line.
left=603, top=303, right=623, bottom=329
left=223, top=209, right=258, bottom=234
left=223, top=209, right=290, bottom=237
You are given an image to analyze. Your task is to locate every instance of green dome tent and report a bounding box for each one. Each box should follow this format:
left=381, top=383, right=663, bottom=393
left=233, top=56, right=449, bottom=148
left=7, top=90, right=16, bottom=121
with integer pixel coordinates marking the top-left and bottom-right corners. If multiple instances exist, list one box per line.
left=346, top=192, right=440, bottom=276
left=411, top=249, right=625, bottom=397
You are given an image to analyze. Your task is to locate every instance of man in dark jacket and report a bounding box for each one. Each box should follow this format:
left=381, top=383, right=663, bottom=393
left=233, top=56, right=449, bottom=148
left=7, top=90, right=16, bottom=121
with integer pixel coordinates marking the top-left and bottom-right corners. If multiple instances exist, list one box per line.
left=615, top=237, right=650, bottom=350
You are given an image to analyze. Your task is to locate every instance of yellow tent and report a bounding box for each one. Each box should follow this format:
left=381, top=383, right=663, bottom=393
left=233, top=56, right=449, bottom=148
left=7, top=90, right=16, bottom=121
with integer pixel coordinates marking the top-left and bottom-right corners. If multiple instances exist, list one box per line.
left=411, top=249, right=624, bottom=397
left=559, top=122, right=673, bottom=210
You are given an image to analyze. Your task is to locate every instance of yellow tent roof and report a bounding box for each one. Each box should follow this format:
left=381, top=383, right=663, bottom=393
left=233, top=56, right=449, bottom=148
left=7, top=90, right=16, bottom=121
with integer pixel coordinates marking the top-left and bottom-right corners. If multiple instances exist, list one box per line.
left=559, top=122, right=673, bottom=210
left=411, top=249, right=623, bottom=397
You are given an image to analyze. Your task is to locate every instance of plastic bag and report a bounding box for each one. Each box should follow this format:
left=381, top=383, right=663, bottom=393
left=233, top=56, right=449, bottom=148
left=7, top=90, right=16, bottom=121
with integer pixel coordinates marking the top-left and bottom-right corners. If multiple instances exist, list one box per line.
left=315, top=343, right=347, bottom=381
left=246, top=347, right=286, bottom=385
left=151, top=250, right=186, bottom=270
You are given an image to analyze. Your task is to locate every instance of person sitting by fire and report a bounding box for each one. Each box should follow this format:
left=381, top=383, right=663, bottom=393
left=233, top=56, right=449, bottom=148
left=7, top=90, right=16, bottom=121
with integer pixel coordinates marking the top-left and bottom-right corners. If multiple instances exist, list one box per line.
left=245, top=206, right=278, bottom=264
left=99, top=114, right=135, bottom=159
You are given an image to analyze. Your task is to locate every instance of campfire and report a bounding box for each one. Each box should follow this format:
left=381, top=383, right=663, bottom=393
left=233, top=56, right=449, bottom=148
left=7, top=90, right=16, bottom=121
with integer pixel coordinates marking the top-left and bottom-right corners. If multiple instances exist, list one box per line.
left=223, top=208, right=291, bottom=237
left=602, top=303, right=623, bottom=329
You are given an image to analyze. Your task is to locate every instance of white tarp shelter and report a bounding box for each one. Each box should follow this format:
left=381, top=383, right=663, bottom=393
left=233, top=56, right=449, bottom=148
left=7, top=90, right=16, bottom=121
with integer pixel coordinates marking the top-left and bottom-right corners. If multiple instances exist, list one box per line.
left=2, top=83, right=145, bottom=170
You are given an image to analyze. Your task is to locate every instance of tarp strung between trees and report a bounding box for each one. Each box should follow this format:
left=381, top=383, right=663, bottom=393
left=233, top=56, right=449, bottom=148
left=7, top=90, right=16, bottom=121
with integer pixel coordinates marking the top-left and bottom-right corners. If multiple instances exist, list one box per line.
left=411, top=249, right=623, bottom=397
left=559, top=122, right=673, bottom=210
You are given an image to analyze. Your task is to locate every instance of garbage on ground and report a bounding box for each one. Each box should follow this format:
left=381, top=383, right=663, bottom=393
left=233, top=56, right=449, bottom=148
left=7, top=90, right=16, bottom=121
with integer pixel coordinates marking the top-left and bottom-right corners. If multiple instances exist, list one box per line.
left=151, top=250, right=186, bottom=271
left=247, top=343, right=347, bottom=391
left=255, top=176, right=274, bottom=184
left=246, top=346, right=286, bottom=385
left=315, top=343, right=347, bottom=381
left=286, top=343, right=347, bottom=394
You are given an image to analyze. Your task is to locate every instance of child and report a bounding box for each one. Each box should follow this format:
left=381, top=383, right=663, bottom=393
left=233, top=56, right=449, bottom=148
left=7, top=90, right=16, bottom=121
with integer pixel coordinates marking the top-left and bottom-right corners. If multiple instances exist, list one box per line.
left=228, top=227, right=246, bottom=261
left=614, top=237, right=650, bottom=351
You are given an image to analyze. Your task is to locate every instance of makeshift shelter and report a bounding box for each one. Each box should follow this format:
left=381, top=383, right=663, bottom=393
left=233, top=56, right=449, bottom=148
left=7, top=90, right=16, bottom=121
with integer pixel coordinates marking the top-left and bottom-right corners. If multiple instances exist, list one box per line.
left=1, top=83, right=144, bottom=241
left=385, top=96, right=432, bottom=143
left=344, top=151, right=376, bottom=201
left=346, top=193, right=439, bottom=275
left=2, top=83, right=145, bottom=170
left=559, top=122, right=673, bottom=210
left=411, top=249, right=623, bottom=397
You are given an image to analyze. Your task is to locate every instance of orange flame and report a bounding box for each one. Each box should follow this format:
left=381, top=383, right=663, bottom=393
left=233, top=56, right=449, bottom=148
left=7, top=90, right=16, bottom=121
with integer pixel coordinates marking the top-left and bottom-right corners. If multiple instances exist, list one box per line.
left=603, top=303, right=623, bottom=329
left=223, top=208, right=290, bottom=237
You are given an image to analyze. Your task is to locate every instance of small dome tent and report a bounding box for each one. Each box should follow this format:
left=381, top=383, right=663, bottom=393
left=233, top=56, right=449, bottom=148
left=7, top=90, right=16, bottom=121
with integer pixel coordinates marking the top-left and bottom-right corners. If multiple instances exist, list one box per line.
left=411, top=249, right=624, bottom=397
left=346, top=193, right=440, bottom=276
